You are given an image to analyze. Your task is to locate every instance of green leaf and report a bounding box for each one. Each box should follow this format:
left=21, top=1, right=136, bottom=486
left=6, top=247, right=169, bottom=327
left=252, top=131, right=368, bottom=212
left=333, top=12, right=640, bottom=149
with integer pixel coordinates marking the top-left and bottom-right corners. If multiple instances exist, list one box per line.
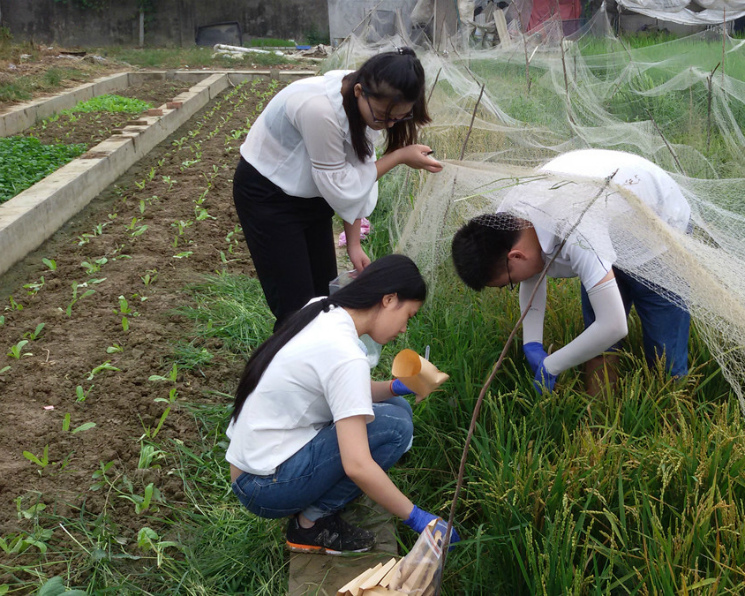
left=71, top=422, right=96, bottom=434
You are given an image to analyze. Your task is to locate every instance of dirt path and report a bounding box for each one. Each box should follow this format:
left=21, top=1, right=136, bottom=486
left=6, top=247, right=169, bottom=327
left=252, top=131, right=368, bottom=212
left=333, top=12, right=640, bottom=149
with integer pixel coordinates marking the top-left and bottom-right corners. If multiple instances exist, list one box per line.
left=0, top=78, right=280, bottom=583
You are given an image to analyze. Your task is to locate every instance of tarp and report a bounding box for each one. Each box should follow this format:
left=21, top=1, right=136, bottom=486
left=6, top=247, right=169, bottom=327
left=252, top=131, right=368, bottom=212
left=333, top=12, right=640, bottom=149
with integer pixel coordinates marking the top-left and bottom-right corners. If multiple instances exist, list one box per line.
left=528, top=0, right=581, bottom=30
left=616, top=0, right=745, bottom=24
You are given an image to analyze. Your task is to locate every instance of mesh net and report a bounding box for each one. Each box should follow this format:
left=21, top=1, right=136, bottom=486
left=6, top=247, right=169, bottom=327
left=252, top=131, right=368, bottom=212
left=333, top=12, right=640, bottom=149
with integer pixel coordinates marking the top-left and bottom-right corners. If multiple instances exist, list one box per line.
left=325, top=5, right=745, bottom=412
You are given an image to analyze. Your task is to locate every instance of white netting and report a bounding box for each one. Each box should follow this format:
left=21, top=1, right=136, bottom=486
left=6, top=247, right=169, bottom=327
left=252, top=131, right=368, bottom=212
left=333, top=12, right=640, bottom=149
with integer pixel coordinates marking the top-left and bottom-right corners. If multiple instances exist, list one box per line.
left=325, top=5, right=745, bottom=411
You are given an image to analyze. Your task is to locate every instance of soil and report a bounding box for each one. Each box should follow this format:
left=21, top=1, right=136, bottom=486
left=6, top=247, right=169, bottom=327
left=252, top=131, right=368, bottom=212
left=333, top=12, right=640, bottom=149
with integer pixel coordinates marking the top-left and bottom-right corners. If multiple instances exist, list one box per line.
left=21, top=80, right=195, bottom=149
left=0, top=43, right=317, bottom=116
left=0, top=76, right=289, bottom=588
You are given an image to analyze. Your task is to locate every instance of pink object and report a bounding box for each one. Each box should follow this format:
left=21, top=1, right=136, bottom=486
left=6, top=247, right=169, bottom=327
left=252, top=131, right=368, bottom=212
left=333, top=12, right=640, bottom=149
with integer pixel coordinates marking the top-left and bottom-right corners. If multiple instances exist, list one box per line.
left=338, top=218, right=371, bottom=247
left=43, top=406, right=55, bottom=410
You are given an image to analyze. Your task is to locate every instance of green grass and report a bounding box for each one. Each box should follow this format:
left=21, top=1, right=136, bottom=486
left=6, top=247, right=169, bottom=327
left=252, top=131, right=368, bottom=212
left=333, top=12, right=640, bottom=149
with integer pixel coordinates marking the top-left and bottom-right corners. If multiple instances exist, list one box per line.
left=0, top=67, right=93, bottom=103
left=0, top=136, right=87, bottom=203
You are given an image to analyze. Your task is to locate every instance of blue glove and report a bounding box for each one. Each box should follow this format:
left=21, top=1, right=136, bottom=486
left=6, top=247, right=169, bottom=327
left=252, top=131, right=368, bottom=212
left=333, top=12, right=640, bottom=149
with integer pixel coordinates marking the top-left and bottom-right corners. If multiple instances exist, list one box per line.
left=403, top=505, right=461, bottom=545
left=523, top=342, right=548, bottom=376
left=391, top=379, right=414, bottom=396
left=534, top=360, right=558, bottom=394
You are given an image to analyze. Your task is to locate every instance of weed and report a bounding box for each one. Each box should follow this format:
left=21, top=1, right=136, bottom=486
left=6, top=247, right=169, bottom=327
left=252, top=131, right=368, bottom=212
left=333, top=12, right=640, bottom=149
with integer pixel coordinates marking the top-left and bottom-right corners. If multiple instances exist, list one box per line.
left=42, top=257, right=57, bottom=271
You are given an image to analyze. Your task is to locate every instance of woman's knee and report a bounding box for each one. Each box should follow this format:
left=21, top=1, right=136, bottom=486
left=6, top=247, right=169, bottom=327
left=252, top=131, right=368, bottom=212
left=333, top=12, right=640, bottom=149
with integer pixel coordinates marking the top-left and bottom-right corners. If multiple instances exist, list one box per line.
left=370, top=401, right=414, bottom=456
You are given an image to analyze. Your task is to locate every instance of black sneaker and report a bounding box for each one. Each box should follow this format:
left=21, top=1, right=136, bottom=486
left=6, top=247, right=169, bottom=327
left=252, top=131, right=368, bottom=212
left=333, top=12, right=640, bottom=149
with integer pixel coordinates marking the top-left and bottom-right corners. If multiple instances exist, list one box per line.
left=285, top=512, right=376, bottom=555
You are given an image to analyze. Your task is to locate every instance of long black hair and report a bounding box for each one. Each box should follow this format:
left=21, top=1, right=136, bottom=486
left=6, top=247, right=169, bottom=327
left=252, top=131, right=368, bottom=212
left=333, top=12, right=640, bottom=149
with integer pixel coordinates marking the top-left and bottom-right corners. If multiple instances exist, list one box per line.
left=232, top=254, right=427, bottom=421
left=342, top=47, right=431, bottom=162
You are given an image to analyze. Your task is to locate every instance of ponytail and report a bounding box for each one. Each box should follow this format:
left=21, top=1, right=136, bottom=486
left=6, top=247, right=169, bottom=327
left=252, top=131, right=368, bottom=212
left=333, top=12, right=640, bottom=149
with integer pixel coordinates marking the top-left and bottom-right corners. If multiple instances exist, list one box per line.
left=231, top=254, right=426, bottom=421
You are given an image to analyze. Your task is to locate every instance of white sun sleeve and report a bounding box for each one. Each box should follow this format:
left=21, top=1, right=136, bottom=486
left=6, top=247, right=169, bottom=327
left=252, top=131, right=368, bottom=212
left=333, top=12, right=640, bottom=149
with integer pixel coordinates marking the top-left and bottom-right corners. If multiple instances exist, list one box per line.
left=542, top=277, right=628, bottom=375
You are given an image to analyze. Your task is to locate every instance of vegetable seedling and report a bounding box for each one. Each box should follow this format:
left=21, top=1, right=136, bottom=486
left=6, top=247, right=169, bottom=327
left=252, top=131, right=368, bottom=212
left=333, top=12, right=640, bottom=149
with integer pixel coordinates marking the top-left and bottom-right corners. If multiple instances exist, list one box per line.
left=7, top=340, right=31, bottom=359
left=61, top=413, right=94, bottom=433
left=86, top=361, right=120, bottom=380
left=22, top=445, right=49, bottom=470
left=75, top=384, right=94, bottom=402
left=23, top=323, right=45, bottom=340
left=65, top=282, right=95, bottom=316
left=41, top=258, right=57, bottom=271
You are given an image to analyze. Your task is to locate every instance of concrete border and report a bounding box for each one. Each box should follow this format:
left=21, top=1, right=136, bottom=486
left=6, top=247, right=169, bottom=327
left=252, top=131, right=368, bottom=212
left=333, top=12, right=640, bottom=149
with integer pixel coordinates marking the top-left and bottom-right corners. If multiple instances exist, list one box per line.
left=0, top=69, right=315, bottom=278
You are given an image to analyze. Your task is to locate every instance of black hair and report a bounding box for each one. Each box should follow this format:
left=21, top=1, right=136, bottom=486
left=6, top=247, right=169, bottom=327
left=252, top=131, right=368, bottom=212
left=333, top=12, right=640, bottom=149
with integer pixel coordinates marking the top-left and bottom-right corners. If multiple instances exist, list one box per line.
left=231, top=254, right=427, bottom=422
left=342, top=47, right=431, bottom=162
left=451, top=213, right=526, bottom=290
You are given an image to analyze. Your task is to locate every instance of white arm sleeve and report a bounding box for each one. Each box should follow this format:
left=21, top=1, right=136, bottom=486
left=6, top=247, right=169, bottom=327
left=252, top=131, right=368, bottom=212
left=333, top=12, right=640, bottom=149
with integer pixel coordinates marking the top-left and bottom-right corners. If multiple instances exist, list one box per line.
left=542, top=278, right=628, bottom=375
left=520, top=274, right=547, bottom=345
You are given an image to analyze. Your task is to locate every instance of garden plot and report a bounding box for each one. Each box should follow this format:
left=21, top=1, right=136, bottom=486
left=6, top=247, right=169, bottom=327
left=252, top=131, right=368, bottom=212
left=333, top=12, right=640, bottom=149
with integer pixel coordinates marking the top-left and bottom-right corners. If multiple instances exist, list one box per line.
left=0, top=70, right=315, bottom=280
left=0, top=78, right=285, bottom=592
left=1, top=80, right=194, bottom=205
left=21, top=79, right=194, bottom=153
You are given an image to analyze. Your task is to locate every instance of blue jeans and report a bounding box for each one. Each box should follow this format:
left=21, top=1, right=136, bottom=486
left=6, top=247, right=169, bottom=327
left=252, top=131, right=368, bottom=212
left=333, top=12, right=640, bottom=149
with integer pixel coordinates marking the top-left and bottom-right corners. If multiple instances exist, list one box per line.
left=231, top=396, right=413, bottom=521
left=580, top=267, right=690, bottom=378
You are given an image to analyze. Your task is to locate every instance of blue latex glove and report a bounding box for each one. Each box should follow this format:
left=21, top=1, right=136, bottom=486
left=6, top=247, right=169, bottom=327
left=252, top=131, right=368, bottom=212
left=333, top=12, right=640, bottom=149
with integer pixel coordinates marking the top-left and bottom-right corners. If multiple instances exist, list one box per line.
left=523, top=342, right=548, bottom=376
left=403, top=505, right=461, bottom=545
left=391, top=379, right=414, bottom=396
left=534, top=360, right=558, bottom=394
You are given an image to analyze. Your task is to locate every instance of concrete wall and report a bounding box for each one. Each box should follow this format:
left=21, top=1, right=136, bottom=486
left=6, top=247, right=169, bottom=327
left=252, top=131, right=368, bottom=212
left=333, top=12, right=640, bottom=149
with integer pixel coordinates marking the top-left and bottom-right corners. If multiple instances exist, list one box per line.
left=0, top=0, right=329, bottom=47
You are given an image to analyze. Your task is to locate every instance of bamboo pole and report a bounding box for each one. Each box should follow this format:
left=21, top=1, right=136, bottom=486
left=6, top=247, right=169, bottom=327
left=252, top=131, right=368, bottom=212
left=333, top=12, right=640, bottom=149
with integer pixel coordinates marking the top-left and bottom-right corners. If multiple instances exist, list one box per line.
left=459, top=84, right=485, bottom=160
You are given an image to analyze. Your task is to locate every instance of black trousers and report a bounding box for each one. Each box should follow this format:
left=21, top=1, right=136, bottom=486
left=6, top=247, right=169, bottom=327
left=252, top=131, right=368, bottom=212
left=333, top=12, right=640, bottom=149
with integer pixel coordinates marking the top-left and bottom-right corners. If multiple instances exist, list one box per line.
left=232, top=157, right=337, bottom=330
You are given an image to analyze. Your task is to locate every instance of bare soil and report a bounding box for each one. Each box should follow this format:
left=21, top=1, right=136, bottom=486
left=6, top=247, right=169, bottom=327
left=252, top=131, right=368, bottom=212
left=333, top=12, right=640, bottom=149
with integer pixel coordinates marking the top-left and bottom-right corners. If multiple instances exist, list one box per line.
left=0, top=76, right=282, bottom=588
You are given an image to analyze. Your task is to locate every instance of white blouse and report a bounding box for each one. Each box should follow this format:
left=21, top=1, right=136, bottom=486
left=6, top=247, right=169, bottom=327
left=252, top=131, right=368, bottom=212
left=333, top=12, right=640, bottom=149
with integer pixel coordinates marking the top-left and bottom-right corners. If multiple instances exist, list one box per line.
left=239, top=70, right=379, bottom=224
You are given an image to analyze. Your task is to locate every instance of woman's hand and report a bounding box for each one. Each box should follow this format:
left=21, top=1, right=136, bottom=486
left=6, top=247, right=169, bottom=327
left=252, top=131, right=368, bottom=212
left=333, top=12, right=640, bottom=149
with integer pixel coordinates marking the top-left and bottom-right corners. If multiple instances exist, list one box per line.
left=343, top=219, right=371, bottom=272
left=397, top=145, right=443, bottom=172
left=347, top=243, right=371, bottom=272
left=375, top=144, right=443, bottom=179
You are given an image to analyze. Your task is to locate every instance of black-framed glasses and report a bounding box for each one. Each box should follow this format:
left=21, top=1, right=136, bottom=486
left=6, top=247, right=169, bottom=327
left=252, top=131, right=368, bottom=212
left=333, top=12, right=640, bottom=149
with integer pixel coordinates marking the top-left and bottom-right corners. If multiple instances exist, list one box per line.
left=362, top=88, right=414, bottom=124
left=505, top=255, right=516, bottom=291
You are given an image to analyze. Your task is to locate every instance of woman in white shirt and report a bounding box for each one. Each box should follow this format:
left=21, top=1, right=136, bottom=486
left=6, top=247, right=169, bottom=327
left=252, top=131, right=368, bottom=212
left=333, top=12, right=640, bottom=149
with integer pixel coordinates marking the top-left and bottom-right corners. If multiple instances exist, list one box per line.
left=233, top=48, right=442, bottom=330
left=227, top=254, right=459, bottom=554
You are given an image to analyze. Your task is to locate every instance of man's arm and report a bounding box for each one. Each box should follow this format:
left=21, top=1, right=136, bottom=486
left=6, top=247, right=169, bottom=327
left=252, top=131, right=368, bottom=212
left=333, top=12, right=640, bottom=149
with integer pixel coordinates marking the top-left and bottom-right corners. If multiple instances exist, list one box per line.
left=542, top=271, right=627, bottom=375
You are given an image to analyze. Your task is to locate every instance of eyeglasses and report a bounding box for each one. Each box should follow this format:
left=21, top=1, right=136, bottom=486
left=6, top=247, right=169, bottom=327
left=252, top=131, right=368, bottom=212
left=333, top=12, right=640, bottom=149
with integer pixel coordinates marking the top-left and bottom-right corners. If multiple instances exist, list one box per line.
left=505, top=255, right=516, bottom=291
left=362, top=89, right=414, bottom=124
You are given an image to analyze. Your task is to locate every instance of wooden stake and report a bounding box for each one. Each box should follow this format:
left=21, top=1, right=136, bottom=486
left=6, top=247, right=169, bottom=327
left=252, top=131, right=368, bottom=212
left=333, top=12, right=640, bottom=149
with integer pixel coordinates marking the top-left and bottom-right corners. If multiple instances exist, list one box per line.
left=459, top=84, right=486, bottom=160
left=706, top=62, right=720, bottom=153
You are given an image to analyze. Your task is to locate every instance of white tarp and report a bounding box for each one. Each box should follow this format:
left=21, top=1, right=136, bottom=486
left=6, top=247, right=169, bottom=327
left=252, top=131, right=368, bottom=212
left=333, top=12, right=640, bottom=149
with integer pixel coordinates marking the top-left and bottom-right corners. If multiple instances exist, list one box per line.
left=617, top=0, right=745, bottom=24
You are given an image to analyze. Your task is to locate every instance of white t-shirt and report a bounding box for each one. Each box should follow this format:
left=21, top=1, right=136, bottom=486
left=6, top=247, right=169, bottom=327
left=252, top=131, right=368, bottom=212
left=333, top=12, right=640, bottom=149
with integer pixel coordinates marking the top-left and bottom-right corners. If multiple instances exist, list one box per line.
left=225, top=305, right=373, bottom=476
left=513, top=150, right=691, bottom=360
left=536, top=149, right=691, bottom=289
left=239, top=70, right=379, bottom=224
